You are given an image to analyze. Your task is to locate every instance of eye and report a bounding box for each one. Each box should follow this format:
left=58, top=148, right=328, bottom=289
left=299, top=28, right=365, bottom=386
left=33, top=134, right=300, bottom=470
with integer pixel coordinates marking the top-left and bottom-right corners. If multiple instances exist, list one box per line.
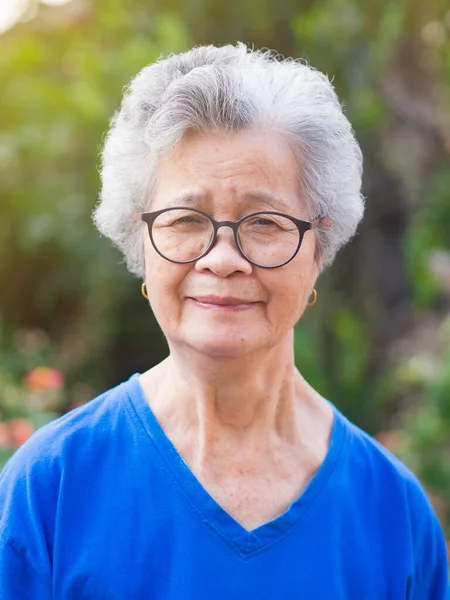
left=245, top=216, right=281, bottom=228
left=154, top=210, right=210, bottom=229
left=171, top=215, right=204, bottom=225
left=253, top=217, right=278, bottom=226
left=243, top=214, right=296, bottom=231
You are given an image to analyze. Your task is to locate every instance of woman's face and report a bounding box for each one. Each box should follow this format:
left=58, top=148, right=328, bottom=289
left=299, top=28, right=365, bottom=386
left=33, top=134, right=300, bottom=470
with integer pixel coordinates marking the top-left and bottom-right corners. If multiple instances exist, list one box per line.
left=143, top=127, right=320, bottom=358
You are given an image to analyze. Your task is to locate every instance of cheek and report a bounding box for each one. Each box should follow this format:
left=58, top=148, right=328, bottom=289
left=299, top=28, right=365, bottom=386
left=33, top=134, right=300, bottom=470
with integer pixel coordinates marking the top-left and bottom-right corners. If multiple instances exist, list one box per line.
left=275, top=278, right=308, bottom=314
left=144, top=244, right=187, bottom=317
left=258, top=277, right=297, bottom=328
left=145, top=236, right=175, bottom=285
left=264, top=262, right=316, bottom=323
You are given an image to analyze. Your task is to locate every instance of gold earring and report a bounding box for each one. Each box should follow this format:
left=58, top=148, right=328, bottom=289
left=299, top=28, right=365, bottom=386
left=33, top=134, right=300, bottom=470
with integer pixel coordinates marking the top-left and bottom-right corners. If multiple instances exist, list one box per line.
left=307, top=288, right=317, bottom=306
left=141, top=282, right=149, bottom=300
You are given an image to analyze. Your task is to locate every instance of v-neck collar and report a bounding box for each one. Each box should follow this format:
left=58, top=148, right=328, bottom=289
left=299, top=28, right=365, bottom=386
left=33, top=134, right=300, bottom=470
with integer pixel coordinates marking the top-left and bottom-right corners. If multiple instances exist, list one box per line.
left=124, top=373, right=348, bottom=557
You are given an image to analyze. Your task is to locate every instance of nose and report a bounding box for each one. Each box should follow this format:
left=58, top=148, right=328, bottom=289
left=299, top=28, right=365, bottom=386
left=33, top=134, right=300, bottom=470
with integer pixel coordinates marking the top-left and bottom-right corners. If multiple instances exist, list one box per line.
left=194, top=227, right=253, bottom=277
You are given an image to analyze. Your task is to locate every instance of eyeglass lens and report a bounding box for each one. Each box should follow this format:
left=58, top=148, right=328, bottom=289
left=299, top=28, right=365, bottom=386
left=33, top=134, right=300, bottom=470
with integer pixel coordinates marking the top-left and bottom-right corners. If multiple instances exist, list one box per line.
left=150, top=208, right=301, bottom=267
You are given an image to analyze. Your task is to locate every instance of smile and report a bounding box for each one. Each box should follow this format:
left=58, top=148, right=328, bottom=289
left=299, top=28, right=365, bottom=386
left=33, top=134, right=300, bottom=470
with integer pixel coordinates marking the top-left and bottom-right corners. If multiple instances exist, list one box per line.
left=188, top=296, right=258, bottom=311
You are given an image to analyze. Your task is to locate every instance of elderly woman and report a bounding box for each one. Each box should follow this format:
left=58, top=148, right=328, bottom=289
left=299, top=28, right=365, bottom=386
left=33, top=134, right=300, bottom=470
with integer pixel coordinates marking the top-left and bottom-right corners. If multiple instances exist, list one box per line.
left=0, top=43, right=448, bottom=599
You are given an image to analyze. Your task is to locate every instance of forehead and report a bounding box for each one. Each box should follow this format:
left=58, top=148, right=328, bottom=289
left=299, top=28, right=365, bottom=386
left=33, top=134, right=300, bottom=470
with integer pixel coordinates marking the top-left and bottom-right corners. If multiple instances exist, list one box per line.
left=151, top=127, right=305, bottom=213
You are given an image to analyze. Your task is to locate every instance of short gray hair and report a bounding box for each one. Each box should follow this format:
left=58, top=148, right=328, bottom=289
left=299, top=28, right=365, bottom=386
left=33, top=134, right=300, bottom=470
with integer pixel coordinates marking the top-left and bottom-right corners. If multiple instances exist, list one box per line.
left=94, top=43, right=364, bottom=277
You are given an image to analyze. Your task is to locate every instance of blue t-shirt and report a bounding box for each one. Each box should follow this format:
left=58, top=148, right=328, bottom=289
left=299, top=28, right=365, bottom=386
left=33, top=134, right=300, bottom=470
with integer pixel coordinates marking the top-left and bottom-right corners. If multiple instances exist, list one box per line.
left=0, top=373, right=448, bottom=599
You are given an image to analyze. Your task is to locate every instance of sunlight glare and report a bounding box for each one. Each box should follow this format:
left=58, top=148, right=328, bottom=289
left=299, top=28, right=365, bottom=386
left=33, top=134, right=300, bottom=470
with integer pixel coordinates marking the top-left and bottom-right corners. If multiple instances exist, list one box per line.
left=0, top=0, right=73, bottom=34
left=0, top=0, right=28, bottom=34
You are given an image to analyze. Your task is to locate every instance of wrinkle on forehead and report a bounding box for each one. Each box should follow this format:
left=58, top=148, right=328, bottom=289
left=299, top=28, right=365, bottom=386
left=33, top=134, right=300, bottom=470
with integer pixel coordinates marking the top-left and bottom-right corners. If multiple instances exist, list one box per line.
left=152, top=127, right=305, bottom=212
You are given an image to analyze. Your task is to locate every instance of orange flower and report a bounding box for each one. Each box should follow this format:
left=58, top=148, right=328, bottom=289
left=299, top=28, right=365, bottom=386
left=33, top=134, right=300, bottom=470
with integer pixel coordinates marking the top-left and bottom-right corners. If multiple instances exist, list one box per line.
left=23, top=367, right=64, bottom=391
left=0, top=419, right=35, bottom=448
left=7, top=418, right=35, bottom=448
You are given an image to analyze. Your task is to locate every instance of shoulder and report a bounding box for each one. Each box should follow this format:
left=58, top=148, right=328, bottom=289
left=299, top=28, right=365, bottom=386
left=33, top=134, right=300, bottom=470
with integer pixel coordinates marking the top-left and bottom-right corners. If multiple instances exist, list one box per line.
left=340, top=410, right=433, bottom=511
left=0, top=375, right=141, bottom=561
left=0, top=374, right=145, bottom=575
left=341, top=412, right=416, bottom=479
left=0, top=374, right=140, bottom=496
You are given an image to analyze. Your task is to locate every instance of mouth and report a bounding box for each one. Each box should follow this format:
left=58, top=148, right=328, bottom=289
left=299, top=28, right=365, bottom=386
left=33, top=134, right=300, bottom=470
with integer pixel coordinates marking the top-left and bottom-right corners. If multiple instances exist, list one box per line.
left=188, top=296, right=258, bottom=311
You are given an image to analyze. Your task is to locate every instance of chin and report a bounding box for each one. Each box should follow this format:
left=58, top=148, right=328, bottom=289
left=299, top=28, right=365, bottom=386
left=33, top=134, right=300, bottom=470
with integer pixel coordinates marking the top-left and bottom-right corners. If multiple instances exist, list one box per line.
left=183, top=331, right=264, bottom=359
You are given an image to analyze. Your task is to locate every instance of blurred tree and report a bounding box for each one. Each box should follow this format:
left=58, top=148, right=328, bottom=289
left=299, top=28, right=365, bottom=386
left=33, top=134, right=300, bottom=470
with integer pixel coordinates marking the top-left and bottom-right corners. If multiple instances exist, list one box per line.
left=0, top=3, right=187, bottom=388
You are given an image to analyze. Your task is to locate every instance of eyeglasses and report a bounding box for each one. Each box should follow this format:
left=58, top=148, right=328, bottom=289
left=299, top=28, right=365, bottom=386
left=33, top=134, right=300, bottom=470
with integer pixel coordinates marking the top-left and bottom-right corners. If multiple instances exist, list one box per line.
left=141, top=207, right=322, bottom=269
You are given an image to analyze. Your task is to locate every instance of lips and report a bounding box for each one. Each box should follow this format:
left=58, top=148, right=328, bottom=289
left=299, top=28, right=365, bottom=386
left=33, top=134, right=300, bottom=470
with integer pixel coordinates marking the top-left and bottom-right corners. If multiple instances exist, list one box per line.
left=190, top=295, right=256, bottom=306
left=187, top=295, right=258, bottom=311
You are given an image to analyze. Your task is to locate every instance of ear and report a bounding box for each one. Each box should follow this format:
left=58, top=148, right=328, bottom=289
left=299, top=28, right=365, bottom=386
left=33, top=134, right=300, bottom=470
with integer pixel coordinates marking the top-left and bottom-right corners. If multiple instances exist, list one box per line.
left=319, top=217, right=333, bottom=229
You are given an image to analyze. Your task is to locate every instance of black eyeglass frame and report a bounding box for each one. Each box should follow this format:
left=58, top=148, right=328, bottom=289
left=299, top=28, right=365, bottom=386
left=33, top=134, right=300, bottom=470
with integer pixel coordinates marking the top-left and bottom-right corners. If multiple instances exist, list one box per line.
left=141, top=207, right=322, bottom=269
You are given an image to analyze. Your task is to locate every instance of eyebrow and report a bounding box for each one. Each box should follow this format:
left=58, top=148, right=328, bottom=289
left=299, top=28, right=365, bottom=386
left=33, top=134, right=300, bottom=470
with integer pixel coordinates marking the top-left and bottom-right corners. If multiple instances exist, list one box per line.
left=164, top=192, right=293, bottom=213
left=243, top=193, right=292, bottom=212
left=164, top=194, right=202, bottom=208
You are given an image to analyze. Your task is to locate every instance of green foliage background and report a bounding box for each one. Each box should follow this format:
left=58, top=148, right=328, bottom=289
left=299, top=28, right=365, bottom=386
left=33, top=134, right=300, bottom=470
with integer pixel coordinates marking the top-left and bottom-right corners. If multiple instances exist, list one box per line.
left=0, top=0, right=449, bottom=533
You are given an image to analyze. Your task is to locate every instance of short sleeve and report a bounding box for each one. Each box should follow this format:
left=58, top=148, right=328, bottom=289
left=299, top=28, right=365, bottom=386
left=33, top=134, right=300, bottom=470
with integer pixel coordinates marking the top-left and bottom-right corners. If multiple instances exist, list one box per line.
left=0, top=437, right=57, bottom=599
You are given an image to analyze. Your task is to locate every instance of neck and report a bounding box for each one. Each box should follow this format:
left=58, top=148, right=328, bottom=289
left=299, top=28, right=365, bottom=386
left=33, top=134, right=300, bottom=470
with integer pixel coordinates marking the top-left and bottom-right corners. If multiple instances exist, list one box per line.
left=140, top=332, right=326, bottom=454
